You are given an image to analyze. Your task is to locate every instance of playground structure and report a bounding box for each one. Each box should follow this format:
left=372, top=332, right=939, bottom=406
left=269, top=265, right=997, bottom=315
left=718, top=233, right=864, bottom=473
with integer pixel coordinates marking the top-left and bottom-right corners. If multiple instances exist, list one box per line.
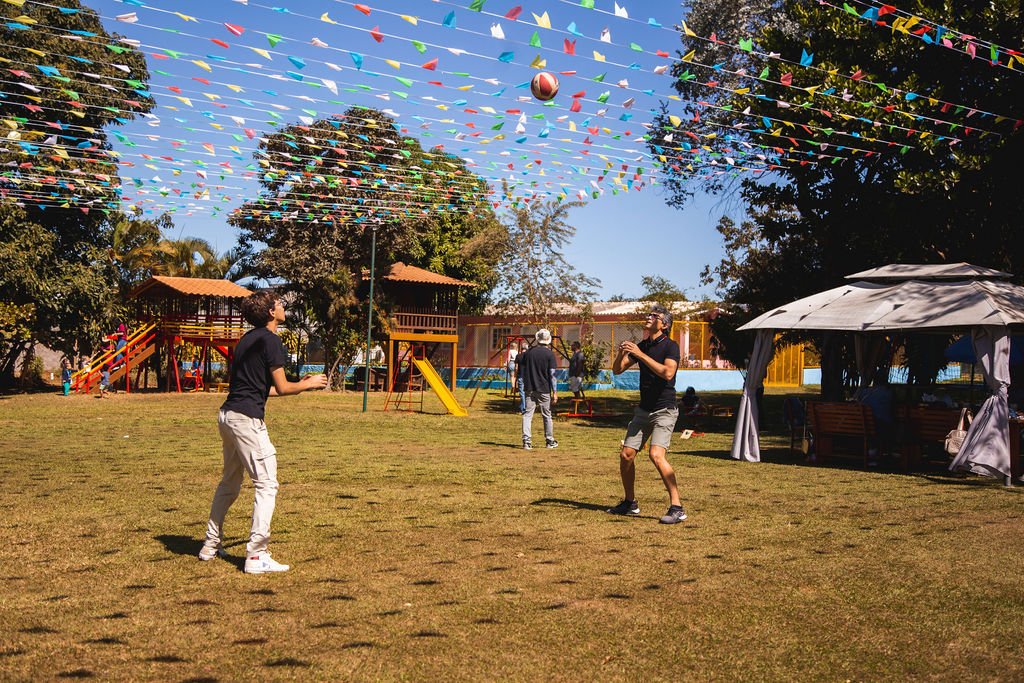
left=379, top=262, right=474, bottom=416
left=383, top=342, right=468, bottom=416
left=72, top=276, right=252, bottom=394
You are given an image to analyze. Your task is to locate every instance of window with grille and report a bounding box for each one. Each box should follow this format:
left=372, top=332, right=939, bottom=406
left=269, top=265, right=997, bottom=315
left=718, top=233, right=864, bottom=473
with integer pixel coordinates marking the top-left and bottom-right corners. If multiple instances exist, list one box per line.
left=491, top=327, right=512, bottom=350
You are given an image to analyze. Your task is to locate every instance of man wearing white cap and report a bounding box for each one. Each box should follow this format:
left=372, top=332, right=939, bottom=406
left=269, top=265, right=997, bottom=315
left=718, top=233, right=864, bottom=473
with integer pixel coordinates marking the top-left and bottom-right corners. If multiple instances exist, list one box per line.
left=518, top=328, right=558, bottom=450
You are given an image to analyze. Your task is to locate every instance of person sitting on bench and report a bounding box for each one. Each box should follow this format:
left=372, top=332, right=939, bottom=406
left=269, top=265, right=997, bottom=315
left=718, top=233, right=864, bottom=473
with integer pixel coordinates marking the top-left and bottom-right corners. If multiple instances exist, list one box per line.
left=680, top=386, right=702, bottom=417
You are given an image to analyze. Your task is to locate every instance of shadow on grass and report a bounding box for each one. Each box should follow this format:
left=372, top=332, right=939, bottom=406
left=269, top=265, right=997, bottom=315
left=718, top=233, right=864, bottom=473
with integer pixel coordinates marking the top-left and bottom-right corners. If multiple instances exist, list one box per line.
left=693, top=446, right=1022, bottom=487
left=479, top=441, right=523, bottom=449
left=530, top=497, right=610, bottom=512
left=911, top=473, right=1024, bottom=490
left=473, top=391, right=641, bottom=417
left=155, top=534, right=245, bottom=570
left=678, top=449, right=741, bottom=462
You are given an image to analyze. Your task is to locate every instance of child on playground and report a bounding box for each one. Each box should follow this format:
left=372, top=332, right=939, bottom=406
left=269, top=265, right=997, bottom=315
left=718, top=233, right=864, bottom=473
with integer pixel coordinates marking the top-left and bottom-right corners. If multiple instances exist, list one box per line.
left=98, top=363, right=111, bottom=397
left=60, top=358, right=72, bottom=396
left=113, top=322, right=127, bottom=368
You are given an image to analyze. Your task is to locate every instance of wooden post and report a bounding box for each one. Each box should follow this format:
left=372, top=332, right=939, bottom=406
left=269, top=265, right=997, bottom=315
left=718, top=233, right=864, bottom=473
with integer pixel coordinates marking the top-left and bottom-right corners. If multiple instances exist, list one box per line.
left=386, top=338, right=395, bottom=393
left=124, top=344, right=131, bottom=394
left=450, top=340, right=457, bottom=393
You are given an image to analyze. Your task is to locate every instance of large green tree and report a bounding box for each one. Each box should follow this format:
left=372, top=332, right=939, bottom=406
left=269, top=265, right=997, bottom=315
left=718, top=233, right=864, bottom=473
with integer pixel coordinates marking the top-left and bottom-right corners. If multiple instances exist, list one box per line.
left=0, top=0, right=154, bottom=383
left=655, top=0, right=1024, bottom=315
left=489, top=188, right=600, bottom=325
left=230, top=106, right=504, bottom=384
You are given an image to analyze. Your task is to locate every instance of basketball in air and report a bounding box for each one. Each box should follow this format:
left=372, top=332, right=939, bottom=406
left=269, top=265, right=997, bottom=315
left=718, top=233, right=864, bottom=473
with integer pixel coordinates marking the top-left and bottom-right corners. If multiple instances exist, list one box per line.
left=530, top=72, right=559, bottom=101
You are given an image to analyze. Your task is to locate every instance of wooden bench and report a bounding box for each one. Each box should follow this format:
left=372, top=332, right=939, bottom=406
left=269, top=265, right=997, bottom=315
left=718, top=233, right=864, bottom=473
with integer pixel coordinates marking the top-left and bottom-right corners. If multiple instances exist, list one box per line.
left=697, top=403, right=735, bottom=423
left=807, top=402, right=876, bottom=467
left=905, top=406, right=963, bottom=468
left=710, top=405, right=735, bottom=419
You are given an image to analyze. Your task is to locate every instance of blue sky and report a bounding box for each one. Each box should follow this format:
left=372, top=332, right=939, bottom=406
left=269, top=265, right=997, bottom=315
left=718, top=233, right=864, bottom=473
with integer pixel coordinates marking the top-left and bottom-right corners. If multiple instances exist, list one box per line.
left=73, top=0, right=737, bottom=298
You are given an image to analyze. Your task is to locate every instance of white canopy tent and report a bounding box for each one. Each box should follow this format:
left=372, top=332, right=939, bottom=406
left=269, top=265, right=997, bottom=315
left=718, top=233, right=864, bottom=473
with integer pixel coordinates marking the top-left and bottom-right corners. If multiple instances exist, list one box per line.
left=730, top=264, right=1024, bottom=480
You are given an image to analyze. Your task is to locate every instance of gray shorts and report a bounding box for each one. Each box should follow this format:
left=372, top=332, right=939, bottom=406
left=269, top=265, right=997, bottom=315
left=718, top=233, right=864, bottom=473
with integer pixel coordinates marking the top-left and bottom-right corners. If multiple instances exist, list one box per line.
left=622, top=406, right=679, bottom=452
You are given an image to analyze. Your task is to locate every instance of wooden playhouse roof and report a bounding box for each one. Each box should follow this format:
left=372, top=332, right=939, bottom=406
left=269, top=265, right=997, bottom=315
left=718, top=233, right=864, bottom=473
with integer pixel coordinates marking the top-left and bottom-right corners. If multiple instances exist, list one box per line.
left=130, top=276, right=253, bottom=299
left=383, top=262, right=476, bottom=287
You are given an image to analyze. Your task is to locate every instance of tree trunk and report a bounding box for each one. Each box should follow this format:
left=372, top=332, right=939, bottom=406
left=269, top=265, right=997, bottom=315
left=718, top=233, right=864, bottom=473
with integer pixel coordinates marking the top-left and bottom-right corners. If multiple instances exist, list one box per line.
left=0, top=340, right=29, bottom=388
left=820, top=332, right=845, bottom=402
left=326, top=354, right=346, bottom=392
left=18, top=345, right=36, bottom=388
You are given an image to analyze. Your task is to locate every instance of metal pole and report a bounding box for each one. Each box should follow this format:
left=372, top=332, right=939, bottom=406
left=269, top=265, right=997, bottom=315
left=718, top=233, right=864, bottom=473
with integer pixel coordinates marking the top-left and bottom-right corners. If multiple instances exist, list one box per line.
left=362, top=224, right=378, bottom=412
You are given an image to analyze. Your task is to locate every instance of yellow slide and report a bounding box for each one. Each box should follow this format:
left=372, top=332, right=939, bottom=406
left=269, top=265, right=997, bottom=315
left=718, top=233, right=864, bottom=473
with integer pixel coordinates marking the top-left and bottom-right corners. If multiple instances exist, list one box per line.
left=411, top=358, right=468, bottom=417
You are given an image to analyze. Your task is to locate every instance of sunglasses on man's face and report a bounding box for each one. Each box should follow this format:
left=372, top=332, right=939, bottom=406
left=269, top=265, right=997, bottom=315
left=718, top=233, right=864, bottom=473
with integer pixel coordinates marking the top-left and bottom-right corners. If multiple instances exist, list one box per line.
left=647, top=313, right=663, bottom=322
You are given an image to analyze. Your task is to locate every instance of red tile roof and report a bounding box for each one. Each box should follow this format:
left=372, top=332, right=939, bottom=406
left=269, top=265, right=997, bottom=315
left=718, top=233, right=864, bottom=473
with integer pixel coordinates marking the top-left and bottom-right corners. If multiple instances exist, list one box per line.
left=131, top=276, right=253, bottom=299
left=383, top=262, right=476, bottom=287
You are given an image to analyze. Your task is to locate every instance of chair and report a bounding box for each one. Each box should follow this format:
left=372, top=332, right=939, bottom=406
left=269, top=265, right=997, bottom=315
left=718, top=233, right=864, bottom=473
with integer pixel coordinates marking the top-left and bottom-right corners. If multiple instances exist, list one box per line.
left=807, top=402, right=876, bottom=467
left=906, top=406, right=963, bottom=468
left=183, top=369, right=204, bottom=392
left=783, top=397, right=807, bottom=454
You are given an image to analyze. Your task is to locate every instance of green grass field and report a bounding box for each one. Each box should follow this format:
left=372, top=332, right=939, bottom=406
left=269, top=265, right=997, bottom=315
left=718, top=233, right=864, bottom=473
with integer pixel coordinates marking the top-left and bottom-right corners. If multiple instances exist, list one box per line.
left=2, top=387, right=1024, bottom=681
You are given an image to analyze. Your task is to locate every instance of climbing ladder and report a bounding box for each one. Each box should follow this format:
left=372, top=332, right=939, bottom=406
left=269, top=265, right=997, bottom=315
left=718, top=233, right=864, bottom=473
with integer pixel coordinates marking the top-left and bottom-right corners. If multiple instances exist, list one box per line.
left=383, top=344, right=426, bottom=413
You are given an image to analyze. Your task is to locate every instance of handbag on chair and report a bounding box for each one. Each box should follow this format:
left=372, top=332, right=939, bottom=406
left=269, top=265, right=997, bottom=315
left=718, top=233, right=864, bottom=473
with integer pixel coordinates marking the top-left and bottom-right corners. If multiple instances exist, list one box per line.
left=944, top=408, right=973, bottom=456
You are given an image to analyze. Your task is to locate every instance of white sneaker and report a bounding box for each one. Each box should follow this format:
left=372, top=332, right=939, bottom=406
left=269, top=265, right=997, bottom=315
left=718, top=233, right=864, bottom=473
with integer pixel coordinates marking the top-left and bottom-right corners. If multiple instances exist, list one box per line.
left=244, top=551, right=289, bottom=574
left=198, top=545, right=226, bottom=561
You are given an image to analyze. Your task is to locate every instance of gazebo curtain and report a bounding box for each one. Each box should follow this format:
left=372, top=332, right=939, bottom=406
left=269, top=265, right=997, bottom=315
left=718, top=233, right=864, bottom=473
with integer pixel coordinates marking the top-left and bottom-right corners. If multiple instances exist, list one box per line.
left=731, top=329, right=773, bottom=462
left=950, top=326, right=1011, bottom=477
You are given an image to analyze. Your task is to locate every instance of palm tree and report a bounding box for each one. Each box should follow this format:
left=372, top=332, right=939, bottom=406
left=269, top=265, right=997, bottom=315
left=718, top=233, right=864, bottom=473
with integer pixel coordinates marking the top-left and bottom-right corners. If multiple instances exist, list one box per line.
left=196, top=244, right=255, bottom=282
left=155, top=237, right=217, bottom=278
left=107, top=211, right=170, bottom=292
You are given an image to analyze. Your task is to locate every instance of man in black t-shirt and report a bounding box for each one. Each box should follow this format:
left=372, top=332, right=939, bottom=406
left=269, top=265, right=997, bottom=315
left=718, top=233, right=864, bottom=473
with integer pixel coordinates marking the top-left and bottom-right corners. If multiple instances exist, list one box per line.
left=199, top=290, right=327, bottom=574
left=607, top=304, right=687, bottom=524
left=519, top=329, right=558, bottom=449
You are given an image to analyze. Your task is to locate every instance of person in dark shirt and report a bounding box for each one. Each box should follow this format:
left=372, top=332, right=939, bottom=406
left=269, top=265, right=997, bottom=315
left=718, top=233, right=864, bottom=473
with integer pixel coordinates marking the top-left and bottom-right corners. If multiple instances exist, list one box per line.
left=568, top=341, right=585, bottom=399
left=681, top=386, right=702, bottom=416
left=608, top=304, right=686, bottom=524
left=519, top=329, right=558, bottom=449
left=199, top=290, right=327, bottom=574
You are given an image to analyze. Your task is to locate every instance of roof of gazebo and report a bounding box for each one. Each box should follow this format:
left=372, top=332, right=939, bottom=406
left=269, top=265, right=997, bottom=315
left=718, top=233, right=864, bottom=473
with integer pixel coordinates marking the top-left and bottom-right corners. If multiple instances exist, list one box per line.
left=382, top=262, right=476, bottom=287
left=740, top=264, right=1024, bottom=332
left=846, top=262, right=1011, bottom=281
left=130, top=276, right=253, bottom=300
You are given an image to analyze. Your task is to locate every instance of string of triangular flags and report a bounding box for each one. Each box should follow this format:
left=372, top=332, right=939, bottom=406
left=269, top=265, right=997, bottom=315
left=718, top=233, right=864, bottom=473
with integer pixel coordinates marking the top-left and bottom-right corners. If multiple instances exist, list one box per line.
left=1, top=0, right=1019, bottom=220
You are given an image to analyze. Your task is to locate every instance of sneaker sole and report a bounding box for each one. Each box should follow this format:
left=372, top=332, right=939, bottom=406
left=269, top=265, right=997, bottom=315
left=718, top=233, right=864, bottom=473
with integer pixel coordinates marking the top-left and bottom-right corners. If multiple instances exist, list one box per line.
left=659, top=514, right=688, bottom=524
left=198, top=549, right=225, bottom=561
left=244, top=566, right=289, bottom=574
left=607, top=509, right=641, bottom=516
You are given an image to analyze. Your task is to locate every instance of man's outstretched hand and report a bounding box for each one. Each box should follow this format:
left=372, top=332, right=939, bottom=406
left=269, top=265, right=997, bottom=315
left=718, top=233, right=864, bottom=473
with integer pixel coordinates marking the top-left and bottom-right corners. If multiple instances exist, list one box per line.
left=302, top=374, right=329, bottom=391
